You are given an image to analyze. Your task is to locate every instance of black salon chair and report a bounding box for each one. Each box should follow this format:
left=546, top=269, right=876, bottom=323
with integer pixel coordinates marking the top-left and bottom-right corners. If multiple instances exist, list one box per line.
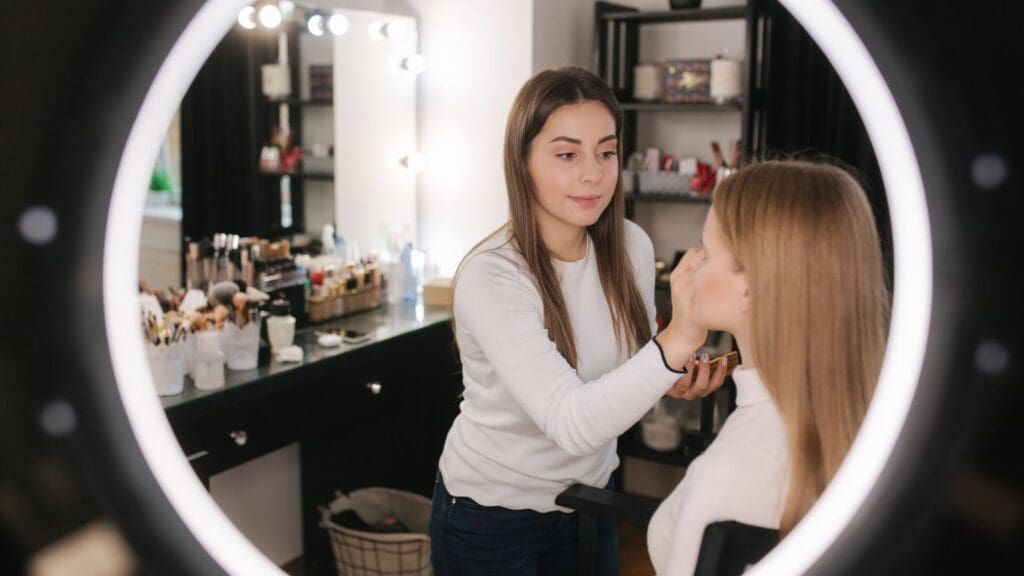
left=555, top=483, right=778, bottom=576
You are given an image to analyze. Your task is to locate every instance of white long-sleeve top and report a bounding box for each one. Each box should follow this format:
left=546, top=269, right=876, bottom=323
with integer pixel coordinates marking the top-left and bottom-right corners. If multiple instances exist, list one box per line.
left=647, top=367, right=790, bottom=575
left=438, top=220, right=683, bottom=513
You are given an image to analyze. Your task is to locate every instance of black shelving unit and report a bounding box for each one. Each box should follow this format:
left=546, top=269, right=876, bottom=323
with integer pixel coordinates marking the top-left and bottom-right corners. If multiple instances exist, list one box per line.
left=594, top=0, right=765, bottom=175
left=596, top=1, right=756, bottom=487
left=246, top=22, right=310, bottom=238
left=620, top=101, right=742, bottom=112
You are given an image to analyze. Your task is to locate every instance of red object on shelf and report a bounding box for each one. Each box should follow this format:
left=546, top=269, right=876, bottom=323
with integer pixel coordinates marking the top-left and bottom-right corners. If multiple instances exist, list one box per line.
left=281, top=146, right=303, bottom=171
left=689, top=161, right=717, bottom=195
left=310, top=270, right=324, bottom=286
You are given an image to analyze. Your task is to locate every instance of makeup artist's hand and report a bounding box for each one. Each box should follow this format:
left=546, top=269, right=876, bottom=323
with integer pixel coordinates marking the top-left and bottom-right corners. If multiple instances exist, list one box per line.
left=670, top=247, right=708, bottom=342
left=666, top=352, right=731, bottom=400
left=655, top=248, right=709, bottom=370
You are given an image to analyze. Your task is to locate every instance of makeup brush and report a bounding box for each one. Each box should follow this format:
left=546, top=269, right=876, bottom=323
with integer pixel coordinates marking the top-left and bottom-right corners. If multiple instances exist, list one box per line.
left=212, top=304, right=229, bottom=329
left=711, top=141, right=725, bottom=168
left=208, top=281, right=239, bottom=309
left=245, top=286, right=270, bottom=303
left=232, top=291, right=249, bottom=327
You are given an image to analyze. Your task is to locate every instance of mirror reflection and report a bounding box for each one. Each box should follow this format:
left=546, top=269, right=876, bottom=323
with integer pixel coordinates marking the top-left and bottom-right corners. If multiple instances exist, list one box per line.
left=136, top=1, right=891, bottom=574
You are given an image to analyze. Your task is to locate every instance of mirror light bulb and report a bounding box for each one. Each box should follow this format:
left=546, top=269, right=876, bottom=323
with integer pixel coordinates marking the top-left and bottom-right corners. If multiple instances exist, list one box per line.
left=307, top=14, right=324, bottom=37
left=402, top=54, right=426, bottom=74
left=328, top=13, right=350, bottom=36
left=237, top=6, right=256, bottom=30
left=258, top=4, right=282, bottom=29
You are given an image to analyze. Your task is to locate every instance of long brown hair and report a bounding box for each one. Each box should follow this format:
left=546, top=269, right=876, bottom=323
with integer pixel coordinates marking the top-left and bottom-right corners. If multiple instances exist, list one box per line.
left=712, top=160, right=890, bottom=537
left=453, top=67, right=651, bottom=368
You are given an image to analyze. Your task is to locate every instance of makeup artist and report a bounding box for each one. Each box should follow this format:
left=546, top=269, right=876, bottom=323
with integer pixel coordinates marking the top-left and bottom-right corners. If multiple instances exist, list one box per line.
left=428, top=67, right=728, bottom=576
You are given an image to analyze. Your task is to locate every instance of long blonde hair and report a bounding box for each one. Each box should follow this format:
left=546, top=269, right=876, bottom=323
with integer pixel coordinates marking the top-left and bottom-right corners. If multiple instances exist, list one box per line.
left=712, top=160, right=890, bottom=537
left=453, top=67, right=651, bottom=368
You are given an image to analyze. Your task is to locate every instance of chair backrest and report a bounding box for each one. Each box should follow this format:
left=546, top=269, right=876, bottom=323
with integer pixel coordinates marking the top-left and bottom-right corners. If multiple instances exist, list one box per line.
left=694, top=521, right=779, bottom=576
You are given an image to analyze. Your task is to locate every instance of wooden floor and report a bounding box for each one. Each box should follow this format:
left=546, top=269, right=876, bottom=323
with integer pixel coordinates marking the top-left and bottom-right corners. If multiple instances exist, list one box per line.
left=618, top=521, right=656, bottom=576
left=283, top=521, right=654, bottom=575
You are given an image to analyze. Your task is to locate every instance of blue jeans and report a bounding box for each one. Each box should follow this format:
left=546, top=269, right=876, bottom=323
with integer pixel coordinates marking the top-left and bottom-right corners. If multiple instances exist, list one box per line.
left=429, top=472, right=619, bottom=576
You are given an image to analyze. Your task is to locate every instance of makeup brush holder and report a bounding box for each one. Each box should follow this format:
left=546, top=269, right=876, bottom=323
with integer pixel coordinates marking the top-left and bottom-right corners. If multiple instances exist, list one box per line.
left=146, top=341, right=186, bottom=396
left=223, top=317, right=262, bottom=371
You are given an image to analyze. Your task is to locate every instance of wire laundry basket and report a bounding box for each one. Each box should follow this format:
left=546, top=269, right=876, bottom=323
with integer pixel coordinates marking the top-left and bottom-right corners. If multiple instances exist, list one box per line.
left=319, top=487, right=433, bottom=576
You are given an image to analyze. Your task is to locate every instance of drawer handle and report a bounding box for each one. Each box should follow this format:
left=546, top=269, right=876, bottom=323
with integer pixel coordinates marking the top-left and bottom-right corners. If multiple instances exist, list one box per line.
left=366, top=381, right=383, bottom=395
left=229, top=430, right=248, bottom=446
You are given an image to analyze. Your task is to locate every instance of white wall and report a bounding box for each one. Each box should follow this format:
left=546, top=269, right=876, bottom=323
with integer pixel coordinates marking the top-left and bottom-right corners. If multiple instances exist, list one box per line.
left=532, top=0, right=594, bottom=72
left=407, top=0, right=534, bottom=276
left=210, top=444, right=303, bottom=566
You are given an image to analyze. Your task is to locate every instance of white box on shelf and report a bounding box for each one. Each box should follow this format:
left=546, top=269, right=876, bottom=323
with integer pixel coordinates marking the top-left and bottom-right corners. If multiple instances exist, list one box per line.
left=621, top=169, right=636, bottom=194
left=638, top=172, right=691, bottom=195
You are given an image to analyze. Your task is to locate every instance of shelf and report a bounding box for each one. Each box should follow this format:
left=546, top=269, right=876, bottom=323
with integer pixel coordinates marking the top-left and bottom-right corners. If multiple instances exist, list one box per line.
left=602, top=6, right=747, bottom=24
left=618, top=425, right=714, bottom=468
left=259, top=169, right=334, bottom=181
left=620, top=101, right=742, bottom=112
left=626, top=192, right=712, bottom=204
left=262, top=98, right=333, bottom=107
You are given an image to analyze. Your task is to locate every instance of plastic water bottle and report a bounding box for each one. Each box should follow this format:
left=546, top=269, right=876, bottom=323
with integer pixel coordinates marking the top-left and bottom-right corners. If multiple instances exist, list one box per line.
left=321, top=223, right=335, bottom=256
left=399, top=241, right=415, bottom=301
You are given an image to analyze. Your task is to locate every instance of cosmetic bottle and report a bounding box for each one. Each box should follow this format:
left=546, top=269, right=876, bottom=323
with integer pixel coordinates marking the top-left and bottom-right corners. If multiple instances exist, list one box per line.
left=266, top=298, right=296, bottom=352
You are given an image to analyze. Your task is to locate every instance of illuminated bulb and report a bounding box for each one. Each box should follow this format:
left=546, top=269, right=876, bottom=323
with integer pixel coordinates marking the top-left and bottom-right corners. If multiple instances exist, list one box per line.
left=279, top=1, right=295, bottom=15
left=401, top=54, right=426, bottom=74
left=237, top=6, right=256, bottom=29
left=258, top=4, right=282, bottom=29
left=368, top=20, right=387, bottom=41
left=307, top=14, right=324, bottom=37
left=400, top=153, right=426, bottom=172
left=327, top=13, right=350, bottom=36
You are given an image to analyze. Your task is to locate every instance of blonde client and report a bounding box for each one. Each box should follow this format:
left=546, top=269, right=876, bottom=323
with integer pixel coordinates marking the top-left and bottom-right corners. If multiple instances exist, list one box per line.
left=648, top=161, right=890, bottom=575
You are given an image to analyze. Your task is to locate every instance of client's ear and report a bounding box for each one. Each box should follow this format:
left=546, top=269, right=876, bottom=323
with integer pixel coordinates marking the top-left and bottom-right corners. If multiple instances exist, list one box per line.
left=736, top=273, right=752, bottom=315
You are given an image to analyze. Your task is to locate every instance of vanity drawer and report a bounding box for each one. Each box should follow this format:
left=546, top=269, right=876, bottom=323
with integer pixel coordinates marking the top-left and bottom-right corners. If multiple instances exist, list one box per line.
left=174, top=400, right=298, bottom=480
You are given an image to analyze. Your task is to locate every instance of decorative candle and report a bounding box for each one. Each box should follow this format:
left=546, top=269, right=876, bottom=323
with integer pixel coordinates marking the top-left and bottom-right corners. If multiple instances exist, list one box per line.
left=710, top=58, right=743, bottom=104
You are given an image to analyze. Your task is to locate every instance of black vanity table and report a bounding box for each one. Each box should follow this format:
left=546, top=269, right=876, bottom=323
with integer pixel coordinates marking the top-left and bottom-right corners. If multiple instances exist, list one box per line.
left=161, top=301, right=462, bottom=576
